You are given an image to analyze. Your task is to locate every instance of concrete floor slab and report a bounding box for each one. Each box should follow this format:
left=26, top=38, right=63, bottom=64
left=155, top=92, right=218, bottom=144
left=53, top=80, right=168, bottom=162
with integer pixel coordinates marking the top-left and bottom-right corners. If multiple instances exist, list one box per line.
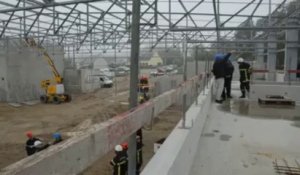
left=189, top=91, right=300, bottom=175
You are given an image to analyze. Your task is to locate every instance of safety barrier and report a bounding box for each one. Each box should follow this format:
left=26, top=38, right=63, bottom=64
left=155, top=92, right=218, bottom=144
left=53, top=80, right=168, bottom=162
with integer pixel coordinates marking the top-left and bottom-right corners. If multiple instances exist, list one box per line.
left=0, top=74, right=203, bottom=175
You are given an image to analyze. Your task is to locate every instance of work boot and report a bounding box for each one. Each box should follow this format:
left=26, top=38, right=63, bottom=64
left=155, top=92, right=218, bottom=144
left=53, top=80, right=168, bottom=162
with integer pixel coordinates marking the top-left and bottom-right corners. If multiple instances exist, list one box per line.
left=240, top=91, right=245, bottom=98
left=227, top=95, right=232, bottom=98
left=215, top=100, right=223, bottom=104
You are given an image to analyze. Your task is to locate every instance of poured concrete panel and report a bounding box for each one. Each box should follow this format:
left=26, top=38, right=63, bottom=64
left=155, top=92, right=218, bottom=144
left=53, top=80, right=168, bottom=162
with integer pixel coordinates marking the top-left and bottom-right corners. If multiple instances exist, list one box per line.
left=64, top=68, right=81, bottom=93
left=0, top=47, right=7, bottom=101
left=0, top=39, right=64, bottom=102
left=250, top=83, right=300, bottom=104
left=267, top=33, right=277, bottom=81
left=284, top=19, right=299, bottom=81
left=253, top=43, right=266, bottom=80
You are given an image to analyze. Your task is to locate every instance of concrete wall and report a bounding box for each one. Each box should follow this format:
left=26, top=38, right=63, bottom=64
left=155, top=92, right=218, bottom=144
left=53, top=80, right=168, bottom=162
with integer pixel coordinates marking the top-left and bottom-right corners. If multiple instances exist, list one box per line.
left=250, top=83, right=300, bottom=104
left=0, top=42, right=7, bottom=101
left=0, top=76, right=201, bottom=175
left=0, top=39, right=64, bottom=102
left=153, top=75, right=182, bottom=96
left=64, top=68, right=81, bottom=93
left=80, top=69, right=102, bottom=93
left=142, top=80, right=213, bottom=175
left=64, top=68, right=103, bottom=93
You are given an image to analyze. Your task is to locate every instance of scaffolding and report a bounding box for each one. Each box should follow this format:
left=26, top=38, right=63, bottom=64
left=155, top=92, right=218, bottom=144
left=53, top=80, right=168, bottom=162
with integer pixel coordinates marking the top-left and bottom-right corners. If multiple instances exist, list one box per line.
left=1, top=1, right=300, bottom=175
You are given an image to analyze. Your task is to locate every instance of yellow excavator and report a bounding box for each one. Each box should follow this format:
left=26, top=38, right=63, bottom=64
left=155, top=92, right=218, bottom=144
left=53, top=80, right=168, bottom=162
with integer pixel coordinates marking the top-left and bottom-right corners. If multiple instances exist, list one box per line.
left=25, top=38, right=71, bottom=104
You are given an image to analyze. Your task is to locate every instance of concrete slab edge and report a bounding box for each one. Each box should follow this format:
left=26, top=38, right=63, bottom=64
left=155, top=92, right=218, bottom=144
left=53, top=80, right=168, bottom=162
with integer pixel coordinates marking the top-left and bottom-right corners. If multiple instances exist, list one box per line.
left=141, top=79, right=213, bottom=175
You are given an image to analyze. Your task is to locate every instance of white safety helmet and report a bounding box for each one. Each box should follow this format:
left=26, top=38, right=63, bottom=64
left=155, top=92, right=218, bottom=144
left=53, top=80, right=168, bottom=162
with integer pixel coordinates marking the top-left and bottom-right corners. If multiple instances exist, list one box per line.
left=237, top=57, right=244, bottom=63
left=34, top=140, right=42, bottom=147
left=115, top=145, right=123, bottom=152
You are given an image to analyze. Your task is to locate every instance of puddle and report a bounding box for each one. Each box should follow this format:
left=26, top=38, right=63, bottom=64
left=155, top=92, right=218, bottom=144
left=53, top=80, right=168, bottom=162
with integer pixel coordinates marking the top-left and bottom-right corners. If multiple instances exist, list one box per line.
left=218, top=99, right=300, bottom=122
left=219, top=134, right=232, bottom=141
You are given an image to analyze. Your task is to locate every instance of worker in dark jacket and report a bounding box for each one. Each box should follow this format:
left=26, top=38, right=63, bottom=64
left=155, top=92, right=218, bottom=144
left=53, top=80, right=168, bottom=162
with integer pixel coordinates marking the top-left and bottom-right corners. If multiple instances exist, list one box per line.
left=222, top=59, right=234, bottom=99
left=136, top=135, right=143, bottom=175
left=25, top=131, right=49, bottom=155
left=51, top=133, right=63, bottom=145
left=212, top=52, right=232, bottom=103
left=25, top=131, right=41, bottom=156
left=237, top=58, right=252, bottom=98
left=110, top=145, right=128, bottom=175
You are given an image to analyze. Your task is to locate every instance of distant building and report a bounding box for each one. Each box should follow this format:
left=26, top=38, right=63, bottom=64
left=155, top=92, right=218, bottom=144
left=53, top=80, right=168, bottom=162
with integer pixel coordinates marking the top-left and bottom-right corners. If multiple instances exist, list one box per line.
left=140, top=52, right=163, bottom=67
left=93, top=58, right=108, bottom=70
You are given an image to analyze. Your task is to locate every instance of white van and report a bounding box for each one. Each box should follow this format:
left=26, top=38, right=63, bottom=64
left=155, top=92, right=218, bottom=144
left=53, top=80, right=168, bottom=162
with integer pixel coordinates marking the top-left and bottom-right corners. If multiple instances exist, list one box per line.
left=99, top=76, right=113, bottom=88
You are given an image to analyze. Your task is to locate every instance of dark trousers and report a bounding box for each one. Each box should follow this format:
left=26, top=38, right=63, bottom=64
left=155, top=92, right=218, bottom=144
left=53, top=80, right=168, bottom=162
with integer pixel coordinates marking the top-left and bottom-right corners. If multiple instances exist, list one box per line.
left=222, top=76, right=232, bottom=98
left=240, top=81, right=250, bottom=96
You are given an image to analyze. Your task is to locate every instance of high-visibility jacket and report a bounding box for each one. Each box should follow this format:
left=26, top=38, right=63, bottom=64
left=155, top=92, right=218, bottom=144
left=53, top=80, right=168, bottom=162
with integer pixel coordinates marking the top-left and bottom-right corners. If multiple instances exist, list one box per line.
left=110, top=154, right=128, bottom=175
left=239, top=62, right=251, bottom=82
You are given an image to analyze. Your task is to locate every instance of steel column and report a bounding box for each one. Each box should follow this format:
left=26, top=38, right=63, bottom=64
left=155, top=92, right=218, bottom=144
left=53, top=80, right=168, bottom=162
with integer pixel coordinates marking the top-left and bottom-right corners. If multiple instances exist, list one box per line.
left=128, top=0, right=141, bottom=174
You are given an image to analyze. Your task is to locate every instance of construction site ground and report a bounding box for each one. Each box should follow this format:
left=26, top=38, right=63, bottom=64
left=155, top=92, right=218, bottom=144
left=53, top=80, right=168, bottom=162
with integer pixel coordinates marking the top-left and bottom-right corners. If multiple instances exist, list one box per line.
left=0, top=75, right=183, bottom=173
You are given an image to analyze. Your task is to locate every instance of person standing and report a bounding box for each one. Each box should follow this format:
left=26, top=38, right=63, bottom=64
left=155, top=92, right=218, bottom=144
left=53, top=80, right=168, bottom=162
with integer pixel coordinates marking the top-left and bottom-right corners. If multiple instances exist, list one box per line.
left=212, top=52, right=232, bottom=103
left=110, top=145, right=128, bottom=175
left=237, top=58, right=252, bottom=98
left=136, top=135, right=143, bottom=175
left=222, top=59, right=234, bottom=99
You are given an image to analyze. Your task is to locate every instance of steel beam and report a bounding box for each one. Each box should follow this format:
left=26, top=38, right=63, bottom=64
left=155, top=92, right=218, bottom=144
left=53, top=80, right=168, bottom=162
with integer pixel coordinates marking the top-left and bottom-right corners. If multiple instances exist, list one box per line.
left=54, top=3, right=78, bottom=35
left=77, top=0, right=117, bottom=50
left=105, top=1, right=155, bottom=49
left=178, top=0, right=200, bottom=27
left=220, top=0, right=255, bottom=27
left=59, top=14, right=80, bottom=45
left=171, top=26, right=300, bottom=31
left=25, top=8, right=44, bottom=36
left=172, top=0, right=204, bottom=27
left=0, top=0, right=21, bottom=38
left=188, top=39, right=299, bottom=44
left=0, top=0, right=106, bottom=13
left=212, top=0, right=220, bottom=49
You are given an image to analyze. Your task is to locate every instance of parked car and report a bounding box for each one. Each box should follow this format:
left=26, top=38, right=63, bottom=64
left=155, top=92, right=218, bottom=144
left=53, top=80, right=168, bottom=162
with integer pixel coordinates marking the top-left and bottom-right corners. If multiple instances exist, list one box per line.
left=99, top=68, right=115, bottom=79
left=99, top=76, right=113, bottom=88
left=150, top=69, right=165, bottom=77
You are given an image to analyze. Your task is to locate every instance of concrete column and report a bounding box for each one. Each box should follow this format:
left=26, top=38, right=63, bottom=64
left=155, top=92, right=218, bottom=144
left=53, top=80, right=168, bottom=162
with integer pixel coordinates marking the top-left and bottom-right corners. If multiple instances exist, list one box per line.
left=254, top=42, right=265, bottom=80
left=267, top=32, right=277, bottom=81
left=284, top=18, right=299, bottom=81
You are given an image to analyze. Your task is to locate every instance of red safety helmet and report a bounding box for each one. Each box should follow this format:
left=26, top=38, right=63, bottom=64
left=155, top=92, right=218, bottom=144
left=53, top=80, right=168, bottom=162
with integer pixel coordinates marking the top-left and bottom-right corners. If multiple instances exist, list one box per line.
left=121, top=142, right=128, bottom=150
left=140, top=75, right=148, bottom=80
left=26, top=131, right=33, bottom=138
